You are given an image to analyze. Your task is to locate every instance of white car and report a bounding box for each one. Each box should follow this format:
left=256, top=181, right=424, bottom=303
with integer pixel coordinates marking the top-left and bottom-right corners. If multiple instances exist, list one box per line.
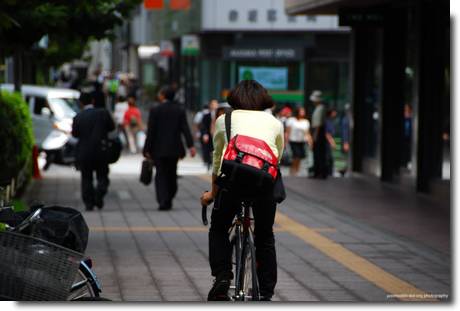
left=1, top=84, right=80, bottom=168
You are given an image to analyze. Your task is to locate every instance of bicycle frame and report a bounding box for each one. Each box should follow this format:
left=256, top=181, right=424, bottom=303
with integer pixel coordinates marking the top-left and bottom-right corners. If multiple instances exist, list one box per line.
left=202, top=200, right=260, bottom=301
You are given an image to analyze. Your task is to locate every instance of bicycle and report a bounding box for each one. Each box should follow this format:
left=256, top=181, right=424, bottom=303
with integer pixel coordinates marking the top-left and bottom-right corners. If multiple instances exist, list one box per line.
left=0, top=204, right=103, bottom=301
left=202, top=201, right=260, bottom=301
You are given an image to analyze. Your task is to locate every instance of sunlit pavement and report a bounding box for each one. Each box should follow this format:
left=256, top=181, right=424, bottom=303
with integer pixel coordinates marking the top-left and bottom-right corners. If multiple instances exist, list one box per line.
left=25, top=154, right=451, bottom=302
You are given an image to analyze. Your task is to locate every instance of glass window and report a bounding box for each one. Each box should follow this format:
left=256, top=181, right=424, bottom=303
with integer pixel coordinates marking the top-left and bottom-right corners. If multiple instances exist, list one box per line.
left=33, top=96, right=48, bottom=115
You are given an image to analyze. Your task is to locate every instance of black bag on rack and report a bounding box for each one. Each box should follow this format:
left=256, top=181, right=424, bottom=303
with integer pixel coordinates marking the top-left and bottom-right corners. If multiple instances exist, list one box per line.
left=28, top=206, right=89, bottom=253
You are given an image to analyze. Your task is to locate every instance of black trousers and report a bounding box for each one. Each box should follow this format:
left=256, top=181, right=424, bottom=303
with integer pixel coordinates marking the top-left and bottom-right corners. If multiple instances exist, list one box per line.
left=209, top=189, right=277, bottom=298
left=80, top=162, right=109, bottom=208
left=313, top=126, right=328, bottom=178
left=154, top=157, right=179, bottom=209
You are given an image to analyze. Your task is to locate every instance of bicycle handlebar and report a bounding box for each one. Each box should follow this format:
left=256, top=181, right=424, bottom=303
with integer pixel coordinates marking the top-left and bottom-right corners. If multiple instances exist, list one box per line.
left=201, top=205, right=208, bottom=226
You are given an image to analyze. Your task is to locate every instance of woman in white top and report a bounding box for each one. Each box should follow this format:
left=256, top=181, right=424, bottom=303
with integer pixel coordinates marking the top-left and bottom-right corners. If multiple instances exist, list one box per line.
left=200, top=80, right=284, bottom=301
left=286, top=107, right=313, bottom=176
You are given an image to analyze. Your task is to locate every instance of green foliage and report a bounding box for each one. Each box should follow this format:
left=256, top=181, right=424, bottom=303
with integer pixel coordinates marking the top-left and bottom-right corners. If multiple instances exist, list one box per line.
left=0, top=0, right=142, bottom=58
left=12, top=199, right=28, bottom=212
left=0, top=91, right=34, bottom=182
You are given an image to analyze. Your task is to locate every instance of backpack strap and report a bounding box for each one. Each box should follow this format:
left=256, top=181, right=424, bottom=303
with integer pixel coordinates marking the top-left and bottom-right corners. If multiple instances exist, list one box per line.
left=225, top=110, right=232, bottom=142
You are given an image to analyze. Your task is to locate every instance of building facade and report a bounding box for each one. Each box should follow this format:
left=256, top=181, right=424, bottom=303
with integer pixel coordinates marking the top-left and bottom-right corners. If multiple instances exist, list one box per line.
left=285, top=0, right=450, bottom=193
left=144, top=0, right=350, bottom=112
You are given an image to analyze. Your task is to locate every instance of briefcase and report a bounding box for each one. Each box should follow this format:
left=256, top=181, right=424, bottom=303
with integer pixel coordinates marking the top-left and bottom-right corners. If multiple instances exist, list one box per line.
left=140, top=159, right=154, bottom=185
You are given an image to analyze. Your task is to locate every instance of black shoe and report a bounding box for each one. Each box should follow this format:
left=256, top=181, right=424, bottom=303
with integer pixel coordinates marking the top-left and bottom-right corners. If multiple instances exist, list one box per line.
left=95, top=199, right=104, bottom=210
left=95, top=193, right=105, bottom=210
left=260, top=296, right=272, bottom=301
left=207, top=271, right=233, bottom=301
left=158, top=206, right=171, bottom=211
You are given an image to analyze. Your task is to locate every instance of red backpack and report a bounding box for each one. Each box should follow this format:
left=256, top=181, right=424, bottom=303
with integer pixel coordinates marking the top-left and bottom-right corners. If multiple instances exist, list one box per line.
left=219, top=111, right=279, bottom=198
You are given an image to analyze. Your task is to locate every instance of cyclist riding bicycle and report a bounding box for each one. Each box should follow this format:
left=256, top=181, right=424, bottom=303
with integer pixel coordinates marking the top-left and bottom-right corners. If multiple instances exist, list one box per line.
left=200, top=80, right=286, bottom=301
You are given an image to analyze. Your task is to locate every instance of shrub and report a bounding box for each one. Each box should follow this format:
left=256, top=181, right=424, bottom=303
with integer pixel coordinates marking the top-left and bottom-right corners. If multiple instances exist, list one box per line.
left=0, top=90, right=34, bottom=183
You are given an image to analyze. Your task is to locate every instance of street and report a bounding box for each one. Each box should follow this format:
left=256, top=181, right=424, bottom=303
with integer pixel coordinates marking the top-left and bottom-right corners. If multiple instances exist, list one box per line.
left=23, top=155, right=451, bottom=302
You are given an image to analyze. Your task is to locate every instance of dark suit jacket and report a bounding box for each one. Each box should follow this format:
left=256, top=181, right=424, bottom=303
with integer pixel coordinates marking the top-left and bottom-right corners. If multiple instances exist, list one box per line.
left=143, top=101, right=194, bottom=159
left=72, top=107, right=115, bottom=165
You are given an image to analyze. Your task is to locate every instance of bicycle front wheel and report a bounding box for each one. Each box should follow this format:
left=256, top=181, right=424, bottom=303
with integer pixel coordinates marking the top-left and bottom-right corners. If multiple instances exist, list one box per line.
left=68, top=268, right=99, bottom=300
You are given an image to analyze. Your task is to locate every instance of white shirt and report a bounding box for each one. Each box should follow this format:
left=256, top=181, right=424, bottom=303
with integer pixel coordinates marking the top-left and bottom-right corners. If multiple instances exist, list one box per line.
left=286, top=117, right=310, bottom=143
left=113, top=102, right=129, bottom=125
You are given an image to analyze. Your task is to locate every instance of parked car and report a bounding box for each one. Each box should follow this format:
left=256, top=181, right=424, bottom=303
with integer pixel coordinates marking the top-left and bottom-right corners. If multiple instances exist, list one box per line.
left=0, top=84, right=80, bottom=169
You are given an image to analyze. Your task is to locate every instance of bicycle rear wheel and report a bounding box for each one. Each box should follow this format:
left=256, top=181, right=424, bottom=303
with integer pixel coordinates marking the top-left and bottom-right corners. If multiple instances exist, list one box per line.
left=241, top=234, right=259, bottom=301
left=231, top=227, right=243, bottom=301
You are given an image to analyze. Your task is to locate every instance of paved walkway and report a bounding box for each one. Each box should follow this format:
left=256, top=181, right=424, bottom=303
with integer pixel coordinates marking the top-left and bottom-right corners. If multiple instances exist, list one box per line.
left=23, top=156, right=451, bottom=302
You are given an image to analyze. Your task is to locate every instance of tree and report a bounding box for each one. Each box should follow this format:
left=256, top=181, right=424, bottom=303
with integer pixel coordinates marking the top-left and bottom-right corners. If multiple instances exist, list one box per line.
left=0, top=0, right=141, bottom=91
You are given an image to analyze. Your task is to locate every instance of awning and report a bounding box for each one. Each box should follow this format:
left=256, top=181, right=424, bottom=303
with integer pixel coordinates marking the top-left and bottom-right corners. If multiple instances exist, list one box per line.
left=285, top=0, right=390, bottom=15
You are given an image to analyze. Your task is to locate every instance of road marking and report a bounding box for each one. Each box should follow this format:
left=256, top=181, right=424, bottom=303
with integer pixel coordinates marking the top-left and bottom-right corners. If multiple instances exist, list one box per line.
left=197, top=174, right=436, bottom=301
left=89, top=226, right=335, bottom=234
left=275, top=213, right=437, bottom=301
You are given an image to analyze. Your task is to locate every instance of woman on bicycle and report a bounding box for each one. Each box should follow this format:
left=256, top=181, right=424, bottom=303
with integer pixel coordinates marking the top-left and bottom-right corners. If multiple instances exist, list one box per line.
left=201, top=80, right=285, bottom=301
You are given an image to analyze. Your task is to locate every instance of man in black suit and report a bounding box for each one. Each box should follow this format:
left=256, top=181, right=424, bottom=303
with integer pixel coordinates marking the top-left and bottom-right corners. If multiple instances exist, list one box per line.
left=143, top=86, right=196, bottom=211
left=72, top=92, right=115, bottom=211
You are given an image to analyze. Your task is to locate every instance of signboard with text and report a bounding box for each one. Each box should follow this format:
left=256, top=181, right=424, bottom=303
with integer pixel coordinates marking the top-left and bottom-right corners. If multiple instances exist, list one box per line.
left=223, top=47, right=303, bottom=61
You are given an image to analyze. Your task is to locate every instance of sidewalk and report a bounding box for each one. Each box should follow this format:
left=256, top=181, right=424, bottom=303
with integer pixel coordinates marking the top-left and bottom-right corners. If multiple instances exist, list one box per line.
left=22, top=157, right=451, bottom=302
left=282, top=175, right=451, bottom=254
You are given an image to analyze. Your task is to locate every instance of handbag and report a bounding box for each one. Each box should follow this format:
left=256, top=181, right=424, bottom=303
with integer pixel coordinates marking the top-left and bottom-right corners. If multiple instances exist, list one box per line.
left=100, top=136, right=122, bottom=164
left=140, top=159, right=154, bottom=185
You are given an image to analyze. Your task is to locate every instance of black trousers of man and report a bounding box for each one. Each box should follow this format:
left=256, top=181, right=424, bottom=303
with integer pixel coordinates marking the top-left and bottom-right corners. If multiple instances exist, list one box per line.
left=80, top=162, right=110, bottom=210
left=209, top=189, right=277, bottom=299
left=313, top=126, right=328, bottom=178
left=154, top=157, right=179, bottom=210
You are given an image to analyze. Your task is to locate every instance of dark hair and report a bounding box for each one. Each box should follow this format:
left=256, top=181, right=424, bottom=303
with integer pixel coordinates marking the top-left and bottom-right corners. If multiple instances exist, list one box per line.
left=227, top=80, right=274, bottom=111
left=293, top=106, right=306, bottom=118
left=79, top=92, right=93, bottom=106
left=159, top=85, right=176, bottom=101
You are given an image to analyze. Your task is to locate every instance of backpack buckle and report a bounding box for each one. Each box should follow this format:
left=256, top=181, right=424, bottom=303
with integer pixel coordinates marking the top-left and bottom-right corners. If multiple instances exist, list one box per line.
left=236, top=152, right=244, bottom=163
left=262, top=162, right=270, bottom=172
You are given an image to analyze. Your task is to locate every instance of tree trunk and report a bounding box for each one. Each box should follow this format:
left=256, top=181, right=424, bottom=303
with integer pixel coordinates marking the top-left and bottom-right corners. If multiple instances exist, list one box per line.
left=13, top=48, right=23, bottom=92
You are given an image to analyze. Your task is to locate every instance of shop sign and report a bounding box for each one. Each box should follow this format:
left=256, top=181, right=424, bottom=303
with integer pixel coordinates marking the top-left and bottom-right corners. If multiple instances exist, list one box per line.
left=160, top=40, right=175, bottom=57
left=339, top=9, right=384, bottom=27
left=181, top=35, right=200, bottom=56
left=223, top=47, right=303, bottom=61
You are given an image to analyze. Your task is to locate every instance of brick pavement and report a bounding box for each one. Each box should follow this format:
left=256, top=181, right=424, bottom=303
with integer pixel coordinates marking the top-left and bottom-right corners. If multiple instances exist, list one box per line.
left=22, top=158, right=451, bottom=302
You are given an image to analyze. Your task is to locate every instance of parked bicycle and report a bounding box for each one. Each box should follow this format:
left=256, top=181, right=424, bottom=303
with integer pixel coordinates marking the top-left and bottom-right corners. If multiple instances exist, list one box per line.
left=202, top=202, right=260, bottom=301
left=0, top=204, right=104, bottom=301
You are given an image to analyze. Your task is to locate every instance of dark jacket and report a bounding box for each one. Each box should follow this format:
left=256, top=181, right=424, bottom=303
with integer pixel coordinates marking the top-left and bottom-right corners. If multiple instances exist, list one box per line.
left=143, top=100, right=194, bottom=159
left=72, top=107, right=115, bottom=165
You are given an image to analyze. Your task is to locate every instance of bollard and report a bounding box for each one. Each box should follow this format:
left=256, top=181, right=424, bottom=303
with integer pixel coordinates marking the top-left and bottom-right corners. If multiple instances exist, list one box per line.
left=32, top=145, right=42, bottom=179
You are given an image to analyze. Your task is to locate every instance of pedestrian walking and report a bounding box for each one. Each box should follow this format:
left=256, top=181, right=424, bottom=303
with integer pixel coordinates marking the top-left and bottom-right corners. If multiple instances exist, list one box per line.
left=310, top=90, right=328, bottom=179
left=143, top=85, right=196, bottom=211
left=401, top=103, right=413, bottom=169
left=200, top=80, right=285, bottom=301
left=199, top=99, right=218, bottom=170
left=325, top=108, right=338, bottom=176
left=286, top=106, right=313, bottom=176
left=72, top=92, right=115, bottom=211
left=339, top=103, right=352, bottom=176
left=113, top=96, right=129, bottom=147
left=123, top=95, right=144, bottom=154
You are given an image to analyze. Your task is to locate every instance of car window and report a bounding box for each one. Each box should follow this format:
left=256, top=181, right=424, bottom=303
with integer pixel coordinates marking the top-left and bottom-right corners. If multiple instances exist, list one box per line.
left=33, top=96, right=49, bottom=115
